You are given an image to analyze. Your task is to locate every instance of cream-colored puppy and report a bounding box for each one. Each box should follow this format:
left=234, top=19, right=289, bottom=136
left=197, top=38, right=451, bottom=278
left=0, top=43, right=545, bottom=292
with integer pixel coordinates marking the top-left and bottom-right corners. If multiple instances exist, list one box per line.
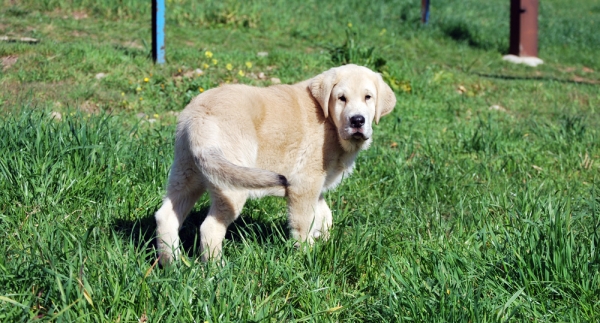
left=155, top=64, right=396, bottom=264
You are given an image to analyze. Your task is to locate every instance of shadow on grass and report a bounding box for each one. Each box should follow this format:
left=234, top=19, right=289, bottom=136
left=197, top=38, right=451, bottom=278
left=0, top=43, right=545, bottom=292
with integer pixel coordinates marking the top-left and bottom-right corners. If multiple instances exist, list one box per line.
left=439, top=20, right=505, bottom=52
left=442, top=21, right=480, bottom=47
left=112, top=44, right=150, bottom=58
left=112, top=207, right=288, bottom=264
left=474, top=72, right=600, bottom=85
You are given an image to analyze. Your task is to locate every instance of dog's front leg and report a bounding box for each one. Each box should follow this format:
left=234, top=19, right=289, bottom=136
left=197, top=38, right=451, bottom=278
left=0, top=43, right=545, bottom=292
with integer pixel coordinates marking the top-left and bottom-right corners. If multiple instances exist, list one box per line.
left=286, top=182, right=323, bottom=245
left=313, top=195, right=333, bottom=240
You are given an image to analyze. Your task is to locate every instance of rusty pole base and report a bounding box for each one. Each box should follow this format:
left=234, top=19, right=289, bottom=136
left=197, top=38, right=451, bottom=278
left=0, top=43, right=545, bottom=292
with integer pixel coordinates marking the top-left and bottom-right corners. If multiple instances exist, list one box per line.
left=506, top=0, right=542, bottom=67
left=502, top=54, right=543, bottom=67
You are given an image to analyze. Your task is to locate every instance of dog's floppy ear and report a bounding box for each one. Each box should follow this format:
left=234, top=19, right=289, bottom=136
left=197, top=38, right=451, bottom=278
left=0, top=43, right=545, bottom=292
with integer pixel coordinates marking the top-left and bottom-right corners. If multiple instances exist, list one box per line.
left=374, top=74, right=397, bottom=124
left=309, top=69, right=337, bottom=119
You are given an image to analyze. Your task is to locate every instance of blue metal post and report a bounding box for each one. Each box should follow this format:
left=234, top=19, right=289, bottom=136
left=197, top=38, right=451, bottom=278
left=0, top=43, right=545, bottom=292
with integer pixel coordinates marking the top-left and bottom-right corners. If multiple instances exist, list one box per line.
left=152, top=0, right=165, bottom=64
left=421, top=0, right=430, bottom=24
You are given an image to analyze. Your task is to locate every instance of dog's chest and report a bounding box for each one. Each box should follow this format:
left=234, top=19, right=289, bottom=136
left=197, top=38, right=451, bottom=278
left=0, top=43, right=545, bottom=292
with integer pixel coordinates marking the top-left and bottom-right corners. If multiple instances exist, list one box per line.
left=323, top=152, right=358, bottom=191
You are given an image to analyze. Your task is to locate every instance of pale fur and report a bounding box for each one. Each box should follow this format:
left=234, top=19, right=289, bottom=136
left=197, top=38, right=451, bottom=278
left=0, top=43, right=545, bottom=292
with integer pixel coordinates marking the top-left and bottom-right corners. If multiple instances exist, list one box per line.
left=154, top=64, right=396, bottom=264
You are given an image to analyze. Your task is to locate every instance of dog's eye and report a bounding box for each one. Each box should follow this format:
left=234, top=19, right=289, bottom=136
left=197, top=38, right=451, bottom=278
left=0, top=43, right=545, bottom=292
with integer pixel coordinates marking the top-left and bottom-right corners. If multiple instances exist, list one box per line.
left=339, top=95, right=346, bottom=102
left=365, top=95, right=372, bottom=100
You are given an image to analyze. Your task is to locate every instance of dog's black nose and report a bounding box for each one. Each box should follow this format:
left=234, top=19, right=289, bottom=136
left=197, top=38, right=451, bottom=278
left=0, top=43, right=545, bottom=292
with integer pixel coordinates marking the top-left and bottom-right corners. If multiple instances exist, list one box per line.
left=350, top=115, right=365, bottom=128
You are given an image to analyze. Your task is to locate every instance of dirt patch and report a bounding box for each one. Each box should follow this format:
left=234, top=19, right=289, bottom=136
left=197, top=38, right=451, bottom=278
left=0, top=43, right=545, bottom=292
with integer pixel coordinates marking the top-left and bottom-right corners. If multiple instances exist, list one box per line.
left=572, top=76, right=600, bottom=84
left=1, top=80, right=67, bottom=106
left=80, top=101, right=101, bottom=114
left=0, top=80, right=114, bottom=114
left=561, top=67, right=576, bottom=73
left=122, top=40, right=143, bottom=49
left=72, top=10, right=88, bottom=20
left=1, top=55, right=18, bottom=70
left=71, top=30, right=88, bottom=37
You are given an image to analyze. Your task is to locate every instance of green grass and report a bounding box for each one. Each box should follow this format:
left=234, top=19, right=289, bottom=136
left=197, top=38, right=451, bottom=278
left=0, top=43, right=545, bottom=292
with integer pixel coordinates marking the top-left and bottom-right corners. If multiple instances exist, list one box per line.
left=1, top=0, right=599, bottom=321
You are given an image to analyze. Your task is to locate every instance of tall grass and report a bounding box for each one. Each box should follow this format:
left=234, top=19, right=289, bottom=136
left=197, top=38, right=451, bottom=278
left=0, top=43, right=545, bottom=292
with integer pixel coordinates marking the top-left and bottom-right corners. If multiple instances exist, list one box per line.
left=1, top=0, right=600, bottom=321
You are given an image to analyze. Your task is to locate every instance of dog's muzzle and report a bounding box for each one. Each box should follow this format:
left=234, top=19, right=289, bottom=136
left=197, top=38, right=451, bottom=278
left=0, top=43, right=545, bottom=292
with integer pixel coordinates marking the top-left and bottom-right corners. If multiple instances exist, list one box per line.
left=349, top=115, right=367, bottom=140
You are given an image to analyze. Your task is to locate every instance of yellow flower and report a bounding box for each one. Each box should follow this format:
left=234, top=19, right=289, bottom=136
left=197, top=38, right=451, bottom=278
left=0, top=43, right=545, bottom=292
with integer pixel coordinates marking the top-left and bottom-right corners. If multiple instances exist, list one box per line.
left=199, top=87, right=204, bottom=93
left=212, top=59, right=218, bottom=65
left=226, top=63, right=233, bottom=71
left=153, top=114, right=159, bottom=118
left=139, top=97, right=143, bottom=101
left=238, top=70, right=245, bottom=77
left=121, top=92, right=125, bottom=96
left=136, top=87, right=142, bottom=92
left=205, top=51, right=213, bottom=58
left=203, top=63, right=209, bottom=69
left=144, top=77, right=149, bottom=83
left=245, top=61, right=252, bottom=68
left=347, top=22, right=353, bottom=28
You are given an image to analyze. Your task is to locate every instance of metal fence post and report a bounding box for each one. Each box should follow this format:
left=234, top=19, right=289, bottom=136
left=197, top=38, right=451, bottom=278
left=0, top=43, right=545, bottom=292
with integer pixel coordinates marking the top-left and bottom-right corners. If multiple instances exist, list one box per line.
left=152, top=0, right=165, bottom=64
left=421, top=0, right=430, bottom=24
left=509, top=0, right=539, bottom=57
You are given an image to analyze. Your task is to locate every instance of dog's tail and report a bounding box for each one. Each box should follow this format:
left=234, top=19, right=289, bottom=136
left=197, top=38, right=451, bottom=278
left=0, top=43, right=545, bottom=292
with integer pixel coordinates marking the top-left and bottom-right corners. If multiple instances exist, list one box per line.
left=194, top=148, right=288, bottom=189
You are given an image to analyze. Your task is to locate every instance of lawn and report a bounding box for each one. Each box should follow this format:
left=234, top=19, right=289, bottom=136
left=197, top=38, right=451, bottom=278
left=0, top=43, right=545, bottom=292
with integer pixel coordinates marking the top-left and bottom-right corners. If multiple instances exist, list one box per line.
left=1, top=0, right=599, bottom=321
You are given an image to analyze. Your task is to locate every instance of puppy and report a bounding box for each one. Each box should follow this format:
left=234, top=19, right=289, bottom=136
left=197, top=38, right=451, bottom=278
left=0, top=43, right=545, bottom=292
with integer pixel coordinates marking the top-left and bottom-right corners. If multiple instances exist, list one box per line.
left=154, top=64, right=396, bottom=264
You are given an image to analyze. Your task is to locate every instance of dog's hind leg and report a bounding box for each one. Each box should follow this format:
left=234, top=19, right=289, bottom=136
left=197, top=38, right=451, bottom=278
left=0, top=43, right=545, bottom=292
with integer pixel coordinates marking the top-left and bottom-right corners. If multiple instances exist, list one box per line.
left=200, top=189, right=247, bottom=261
left=155, top=157, right=205, bottom=265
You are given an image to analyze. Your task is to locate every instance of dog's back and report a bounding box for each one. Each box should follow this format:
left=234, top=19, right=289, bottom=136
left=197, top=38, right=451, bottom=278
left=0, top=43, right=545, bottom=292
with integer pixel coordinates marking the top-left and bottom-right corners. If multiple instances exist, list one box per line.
left=174, top=83, right=319, bottom=191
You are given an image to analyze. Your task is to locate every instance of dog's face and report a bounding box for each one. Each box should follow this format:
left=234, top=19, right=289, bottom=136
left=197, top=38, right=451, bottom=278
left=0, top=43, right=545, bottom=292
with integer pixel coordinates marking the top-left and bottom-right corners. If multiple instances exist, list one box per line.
left=309, top=64, right=396, bottom=150
left=329, top=76, right=377, bottom=141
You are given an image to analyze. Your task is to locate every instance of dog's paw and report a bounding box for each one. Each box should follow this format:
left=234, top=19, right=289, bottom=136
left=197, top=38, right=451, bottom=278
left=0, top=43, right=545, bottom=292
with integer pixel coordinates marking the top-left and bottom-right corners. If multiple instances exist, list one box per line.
left=293, top=236, right=315, bottom=251
left=157, top=252, right=174, bottom=267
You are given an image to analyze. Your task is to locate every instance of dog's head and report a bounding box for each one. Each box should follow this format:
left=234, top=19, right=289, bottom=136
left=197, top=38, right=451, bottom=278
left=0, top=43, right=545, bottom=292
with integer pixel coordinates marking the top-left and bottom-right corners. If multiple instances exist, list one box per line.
left=309, top=64, right=396, bottom=151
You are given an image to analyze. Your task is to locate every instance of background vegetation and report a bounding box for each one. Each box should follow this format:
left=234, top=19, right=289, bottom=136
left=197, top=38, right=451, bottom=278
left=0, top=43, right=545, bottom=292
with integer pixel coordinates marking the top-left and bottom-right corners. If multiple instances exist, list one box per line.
left=1, top=0, right=599, bottom=321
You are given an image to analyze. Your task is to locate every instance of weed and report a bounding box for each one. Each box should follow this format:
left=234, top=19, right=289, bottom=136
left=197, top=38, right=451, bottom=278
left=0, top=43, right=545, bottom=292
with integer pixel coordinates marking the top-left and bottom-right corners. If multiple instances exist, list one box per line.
left=328, top=27, right=387, bottom=71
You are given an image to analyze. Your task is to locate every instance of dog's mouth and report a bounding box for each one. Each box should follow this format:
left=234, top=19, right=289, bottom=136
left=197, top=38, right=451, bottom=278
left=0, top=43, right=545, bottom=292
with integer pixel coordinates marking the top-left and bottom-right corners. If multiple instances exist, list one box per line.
left=350, top=129, right=367, bottom=140
left=341, top=124, right=371, bottom=142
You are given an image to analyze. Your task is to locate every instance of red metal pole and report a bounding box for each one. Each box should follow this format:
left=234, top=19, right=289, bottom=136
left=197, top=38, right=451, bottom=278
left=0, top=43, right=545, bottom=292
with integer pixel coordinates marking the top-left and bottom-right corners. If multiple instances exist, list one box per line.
left=509, top=0, right=539, bottom=57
